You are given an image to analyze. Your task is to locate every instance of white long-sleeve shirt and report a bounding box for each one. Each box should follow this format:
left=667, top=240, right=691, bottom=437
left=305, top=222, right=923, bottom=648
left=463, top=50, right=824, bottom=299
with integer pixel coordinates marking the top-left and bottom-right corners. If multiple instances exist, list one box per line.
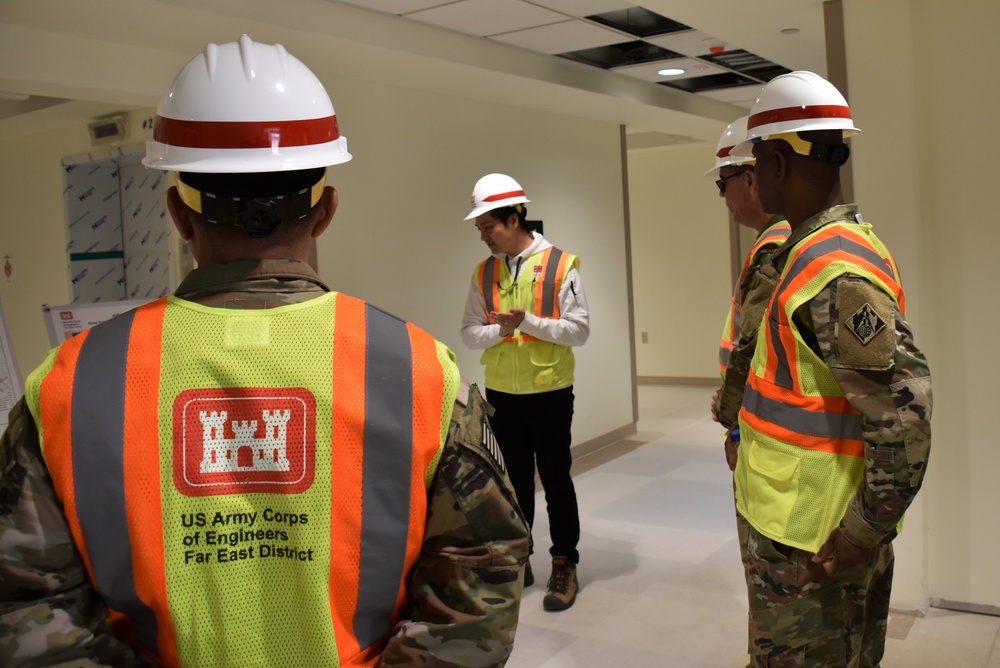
left=461, top=232, right=590, bottom=350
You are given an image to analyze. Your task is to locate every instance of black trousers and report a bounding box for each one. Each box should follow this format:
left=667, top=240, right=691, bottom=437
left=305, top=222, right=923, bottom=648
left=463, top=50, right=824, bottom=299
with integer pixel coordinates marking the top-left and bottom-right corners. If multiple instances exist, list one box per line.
left=485, top=386, right=580, bottom=564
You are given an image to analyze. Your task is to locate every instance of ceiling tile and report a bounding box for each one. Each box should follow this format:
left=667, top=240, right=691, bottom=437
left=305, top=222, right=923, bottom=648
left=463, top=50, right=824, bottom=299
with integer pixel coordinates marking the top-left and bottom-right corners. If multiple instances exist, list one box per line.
left=645, top=29, right=728, bottom=57
left=491, top=19, right=629, bottom=54
left=697, top=84, right=763, bottom=109
left=335, top=0, right=451, bottom=15
left=610, top=56, right=726, bottom=83
left=527, top=0, right=636, bottom=16
left=626, top=131, right=703, bottom=150
left=406, top=0, right=567, bottom=37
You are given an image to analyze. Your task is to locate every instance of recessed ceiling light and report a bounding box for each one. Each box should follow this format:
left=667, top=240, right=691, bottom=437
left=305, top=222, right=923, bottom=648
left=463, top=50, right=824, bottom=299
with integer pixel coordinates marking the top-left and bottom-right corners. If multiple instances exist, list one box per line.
left=780, top=28, right=800, bottom=35
left=658, top=68, right=686, bottom=77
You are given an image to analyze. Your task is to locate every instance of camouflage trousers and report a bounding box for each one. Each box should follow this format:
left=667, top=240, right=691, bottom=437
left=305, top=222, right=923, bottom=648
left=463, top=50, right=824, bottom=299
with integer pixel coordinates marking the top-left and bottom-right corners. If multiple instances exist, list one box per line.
left=737, top=512, right=894, bottom=668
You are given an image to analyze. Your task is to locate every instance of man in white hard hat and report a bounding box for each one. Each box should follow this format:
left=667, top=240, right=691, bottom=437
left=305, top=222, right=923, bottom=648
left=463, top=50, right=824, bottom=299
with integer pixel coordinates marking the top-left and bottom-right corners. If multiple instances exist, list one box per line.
left=706, top=115, right=791, bottom=471
left=0, top=36, right=527, bottom=667
left=461, top=174, right=590, bottom=612
left=730, top=71, right=932, bottom=666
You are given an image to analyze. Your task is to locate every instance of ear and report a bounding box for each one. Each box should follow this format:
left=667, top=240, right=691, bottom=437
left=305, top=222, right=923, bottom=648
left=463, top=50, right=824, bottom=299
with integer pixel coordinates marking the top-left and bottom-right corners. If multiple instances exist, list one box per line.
left=772, top=146, right=790, bottom=183
left=167, top=186, right=195, bottom=241
left=310, top=186, right=338, bottom=239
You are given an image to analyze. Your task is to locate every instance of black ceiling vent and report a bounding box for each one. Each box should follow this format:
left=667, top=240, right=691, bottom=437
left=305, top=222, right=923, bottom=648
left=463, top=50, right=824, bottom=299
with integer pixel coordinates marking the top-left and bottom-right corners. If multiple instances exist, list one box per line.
left=559, top=41, right=683, bottom=70
left=586, top=7, right=690, bottom=39
left=699, top=49, right=792, bottom=82
left=658, top=71, right=761, bottom=93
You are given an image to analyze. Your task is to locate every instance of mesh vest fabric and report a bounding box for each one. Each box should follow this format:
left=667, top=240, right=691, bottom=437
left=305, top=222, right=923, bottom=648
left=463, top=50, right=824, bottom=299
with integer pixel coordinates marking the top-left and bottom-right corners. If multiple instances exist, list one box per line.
left=27, top=292, right=459, bottom=667
left=475, top=246, right=579, bottom=394
left=734, top=221, right=903, bottom=553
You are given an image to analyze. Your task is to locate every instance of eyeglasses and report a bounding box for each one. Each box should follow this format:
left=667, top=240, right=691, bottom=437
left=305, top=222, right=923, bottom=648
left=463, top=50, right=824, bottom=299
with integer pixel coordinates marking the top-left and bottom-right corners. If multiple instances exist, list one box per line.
left=715, top=170, right=745, bottom=193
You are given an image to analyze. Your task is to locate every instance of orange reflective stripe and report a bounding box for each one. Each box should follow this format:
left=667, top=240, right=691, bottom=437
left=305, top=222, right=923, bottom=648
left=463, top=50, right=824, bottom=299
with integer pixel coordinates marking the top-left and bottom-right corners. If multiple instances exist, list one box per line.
left=39, top=331, right=91, bottom=577
left=123, top=300, right=178, bottom=666
left=477, top=258, right=500, bottom=320
left=329, top=293, right=368, bottom=665
left=739, top=407, right=863, bottom=457
left=742, top=375, right=864, bottom=458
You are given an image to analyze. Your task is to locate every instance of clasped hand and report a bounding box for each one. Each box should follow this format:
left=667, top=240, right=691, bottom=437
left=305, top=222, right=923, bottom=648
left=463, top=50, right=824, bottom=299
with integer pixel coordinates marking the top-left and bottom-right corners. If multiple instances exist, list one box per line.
left=491, top=308, right=525, bottom=337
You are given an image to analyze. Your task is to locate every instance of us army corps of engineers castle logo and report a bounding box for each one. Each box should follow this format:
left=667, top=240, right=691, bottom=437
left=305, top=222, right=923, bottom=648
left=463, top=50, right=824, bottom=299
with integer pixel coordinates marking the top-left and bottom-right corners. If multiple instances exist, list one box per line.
left=173, top=388, right=316, bottom=496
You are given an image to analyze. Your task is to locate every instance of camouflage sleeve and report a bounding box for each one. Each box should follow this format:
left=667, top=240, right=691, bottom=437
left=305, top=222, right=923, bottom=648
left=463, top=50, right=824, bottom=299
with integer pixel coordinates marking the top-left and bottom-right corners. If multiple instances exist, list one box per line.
left=803, top=276, right=932, bottom=548
left=0, top=398, right=142, bottom=667
left=379, top=382, right=529, bottom=668
left=715, top=251, right=781, bottom=429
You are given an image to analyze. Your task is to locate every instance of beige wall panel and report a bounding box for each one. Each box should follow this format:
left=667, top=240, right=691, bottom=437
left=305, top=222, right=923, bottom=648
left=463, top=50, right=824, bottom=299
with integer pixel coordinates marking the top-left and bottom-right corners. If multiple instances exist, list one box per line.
left=628, top=143, right=732, bottom=380
left=846, top=0, right=1000, bottom=612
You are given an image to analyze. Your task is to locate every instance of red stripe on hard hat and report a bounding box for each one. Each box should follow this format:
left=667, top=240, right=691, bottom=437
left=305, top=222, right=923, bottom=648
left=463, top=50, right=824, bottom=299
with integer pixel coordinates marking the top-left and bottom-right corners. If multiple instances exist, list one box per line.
left=153, top=115, right=340, bottom=149
left=716, top=147, right=734, bottom=158
left=748, top=105, right=852, bottom=130
left=483, top=190, right=525, bottom=202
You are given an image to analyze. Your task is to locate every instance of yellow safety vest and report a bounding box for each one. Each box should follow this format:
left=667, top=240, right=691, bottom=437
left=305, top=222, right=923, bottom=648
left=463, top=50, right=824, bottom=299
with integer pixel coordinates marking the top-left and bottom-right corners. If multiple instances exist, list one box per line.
left=26, top=292, right=459, bottom=667
left=475, top=246, right=579, bottom=394
left=734, top=220, right=904, bottom=552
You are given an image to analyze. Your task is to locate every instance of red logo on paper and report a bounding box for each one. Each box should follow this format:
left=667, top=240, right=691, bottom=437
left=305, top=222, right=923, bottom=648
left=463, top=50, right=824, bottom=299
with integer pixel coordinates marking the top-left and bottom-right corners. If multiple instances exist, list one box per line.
left=60, top=311, right=74, bottom=320
left=172, top=388, right=316, bottom=497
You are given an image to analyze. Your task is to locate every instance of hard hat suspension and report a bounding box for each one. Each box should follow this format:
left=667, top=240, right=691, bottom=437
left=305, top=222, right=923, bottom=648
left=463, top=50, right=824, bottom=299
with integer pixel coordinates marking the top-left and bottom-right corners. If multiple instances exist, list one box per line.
left=756, top=132, right=850, bottom=166
left=175, top=168, right=326, bottom=237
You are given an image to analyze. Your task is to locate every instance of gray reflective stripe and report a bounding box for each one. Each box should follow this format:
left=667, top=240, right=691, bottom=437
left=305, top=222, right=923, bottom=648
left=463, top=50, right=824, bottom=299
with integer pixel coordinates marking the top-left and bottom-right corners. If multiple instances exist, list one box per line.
left=354, top=304, right=414, bottom=648
left=742, top=384, right=862, bottom=440
left=72, top=310, right=160, bottom=656
left=482, top=257, right=497, bottom=314
left=769, top=234, right=896, bottom=389
left=540, top=248, right=565, bottom=317
left=719, top=346, right=730, bottom=367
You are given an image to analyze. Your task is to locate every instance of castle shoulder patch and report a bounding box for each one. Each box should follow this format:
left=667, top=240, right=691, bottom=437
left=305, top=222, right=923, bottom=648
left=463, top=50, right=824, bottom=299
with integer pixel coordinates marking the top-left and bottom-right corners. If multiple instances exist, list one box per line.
left=836, top=279, right=896, bottom=371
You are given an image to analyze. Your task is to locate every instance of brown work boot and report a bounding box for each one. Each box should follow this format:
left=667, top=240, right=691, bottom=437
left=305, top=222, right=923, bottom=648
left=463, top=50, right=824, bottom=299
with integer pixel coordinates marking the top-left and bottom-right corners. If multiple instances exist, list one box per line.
left=523, top=559, right=534, bottom=587
left=543, top=557, right=578, bottom=611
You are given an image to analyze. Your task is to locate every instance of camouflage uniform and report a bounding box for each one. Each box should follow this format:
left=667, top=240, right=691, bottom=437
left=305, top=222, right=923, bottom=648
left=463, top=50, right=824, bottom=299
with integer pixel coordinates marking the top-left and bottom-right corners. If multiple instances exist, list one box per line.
left=737, top=206, right=932, bottom=667
left=0, top=259, right=529, bottom=667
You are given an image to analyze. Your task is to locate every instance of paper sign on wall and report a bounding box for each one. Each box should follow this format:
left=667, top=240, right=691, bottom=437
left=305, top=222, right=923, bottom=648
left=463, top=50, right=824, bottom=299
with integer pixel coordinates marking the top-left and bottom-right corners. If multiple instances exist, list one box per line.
left=42, top=299, right=153, bottom=348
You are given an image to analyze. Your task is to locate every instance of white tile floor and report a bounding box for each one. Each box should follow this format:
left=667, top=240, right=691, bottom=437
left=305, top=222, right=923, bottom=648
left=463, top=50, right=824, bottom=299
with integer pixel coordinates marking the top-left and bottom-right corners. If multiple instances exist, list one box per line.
left=507, top=384, right=1000, bottom=668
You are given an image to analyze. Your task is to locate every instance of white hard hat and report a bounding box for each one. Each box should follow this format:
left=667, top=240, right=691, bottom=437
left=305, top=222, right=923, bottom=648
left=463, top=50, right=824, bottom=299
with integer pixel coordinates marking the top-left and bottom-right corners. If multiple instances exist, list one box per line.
left=704, top=115, right=755, bottom=177
left=143, top=35, right=351, bottom=173
left=732, top=70, right=860, bottom=157
left=464, top=173, right=530, bottom=221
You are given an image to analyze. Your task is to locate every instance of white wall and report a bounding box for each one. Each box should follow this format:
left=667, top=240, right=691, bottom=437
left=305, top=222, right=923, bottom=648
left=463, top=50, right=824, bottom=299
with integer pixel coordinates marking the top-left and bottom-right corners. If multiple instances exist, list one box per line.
left=313, top=77, right=634, bottom=446
left=845, top=0, right=1000, bottom=612
left=628, top=142, right=731, bottom=380
left=0, top=125, right=85, bottom=370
